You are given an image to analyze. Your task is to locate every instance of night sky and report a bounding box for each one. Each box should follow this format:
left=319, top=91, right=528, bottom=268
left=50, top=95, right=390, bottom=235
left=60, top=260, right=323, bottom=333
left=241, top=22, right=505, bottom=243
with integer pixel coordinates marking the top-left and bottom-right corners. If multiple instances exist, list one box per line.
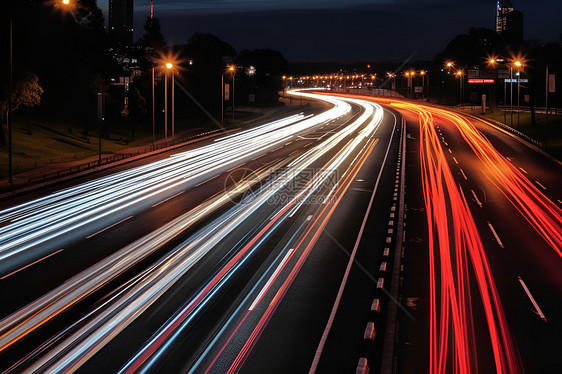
left=97, top=0, right=562, bottom=63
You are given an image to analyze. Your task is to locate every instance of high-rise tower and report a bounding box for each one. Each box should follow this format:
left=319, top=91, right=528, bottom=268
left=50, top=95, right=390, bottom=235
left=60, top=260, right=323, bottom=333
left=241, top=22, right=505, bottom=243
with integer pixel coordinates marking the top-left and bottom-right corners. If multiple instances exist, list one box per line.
left=496, top=0, right=514, bottom=33
left=109, top=0, right=134, bottom=48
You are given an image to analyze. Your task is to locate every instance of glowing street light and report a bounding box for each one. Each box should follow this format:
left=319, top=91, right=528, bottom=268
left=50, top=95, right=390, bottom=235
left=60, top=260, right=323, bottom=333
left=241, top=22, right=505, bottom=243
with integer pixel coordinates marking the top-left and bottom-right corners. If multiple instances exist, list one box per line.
left=420, top=70, right=428, bottom=100
left=511, top=60, right=524, bottom=128
left=164, top=62, right=176, bottom=140
left=455, top=70, right=465, bottom=108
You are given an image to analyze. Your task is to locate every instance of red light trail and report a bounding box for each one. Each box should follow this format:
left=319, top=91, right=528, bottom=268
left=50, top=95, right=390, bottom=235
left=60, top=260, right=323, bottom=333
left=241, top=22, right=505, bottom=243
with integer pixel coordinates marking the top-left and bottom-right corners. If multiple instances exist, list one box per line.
left=393, top=102, right=522, bottom=374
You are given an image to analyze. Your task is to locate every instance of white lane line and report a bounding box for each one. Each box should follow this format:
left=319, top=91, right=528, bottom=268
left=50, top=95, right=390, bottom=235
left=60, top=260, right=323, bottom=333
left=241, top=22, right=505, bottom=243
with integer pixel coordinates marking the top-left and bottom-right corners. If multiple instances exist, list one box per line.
left=471, top=189, right=483, bottom=208
left=518, top=276, right=547, bottom=322
left=535, top=181, right=547, bottom=190
left=249, top=248, right=295, bottom=311
left=452, top=157, right=459, bottom=164
left=151, top=191, right=185, bottom=207
left=448, top=148, right=452, bottom=154
left=519, top=167, right=528, bottom=174
left=558, top=199, right=562, bottom=205
left=487, top=221, right=504, bottom=248
left=252, top=154, right=264, bottom=161
left=310, top=109, right=400, bottom=374
left=195, top=174, right=219, bottom=187
left=1, top=249, right=64, bottom=279
left=459, top=169, right=468, bottom=181
left=303, top=142, right=313, bottom=148
left=506, top=157, right=512, bottom=161
left=87, top=216, right=133, bottom=239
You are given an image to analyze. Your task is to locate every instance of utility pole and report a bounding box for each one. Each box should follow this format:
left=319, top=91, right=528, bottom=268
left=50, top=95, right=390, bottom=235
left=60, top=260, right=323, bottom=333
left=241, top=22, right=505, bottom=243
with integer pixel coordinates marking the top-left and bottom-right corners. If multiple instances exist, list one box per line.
left=221, top=73, right=224, bottom=126
left=8, top=15, right=13, bottom=188
left=172, top=72, right=175, bottom=140
left=510, top=67, right=513, bottom=127
left=164, top=69, right=168, bottom=143
left=545, top=65, right=549, bottom=148
left=151, top=0, right=156, bottom=149
left=152, top=67, right=155, bottom=149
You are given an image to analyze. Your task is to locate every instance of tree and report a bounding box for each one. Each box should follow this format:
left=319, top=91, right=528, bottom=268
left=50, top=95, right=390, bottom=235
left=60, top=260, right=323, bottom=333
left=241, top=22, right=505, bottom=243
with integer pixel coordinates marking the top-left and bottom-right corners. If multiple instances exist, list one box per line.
left=1, top=73, right=43, bottom=144
left=236, top=49, right=288, bottom=105
left=137, top=16, right=166, bottom=52
left=179, top=33, right=237, bottom=118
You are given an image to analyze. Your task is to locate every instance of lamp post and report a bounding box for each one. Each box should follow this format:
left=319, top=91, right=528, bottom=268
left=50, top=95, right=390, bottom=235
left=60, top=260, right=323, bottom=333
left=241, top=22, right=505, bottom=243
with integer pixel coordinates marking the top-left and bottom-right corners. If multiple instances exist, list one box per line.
left=514, top=60, right=522, bottom=129
left=455, top=70, right=465, bottom=108
left=7, top=14, right=13, bottom=188
left=229, top=65, right=236, bottom=122
left=221, top=72, right=224, bottom=126
left=509, top=65, right=513, bottom=127
left=504, top=75, right=507, bottom=124
left=404, top=72, right=410, bottom=98
left=152, top=66, right=155, bottom=148
left=488, top=58, right=507, bottom=124
left=151, top=0, right=155, bottom=149
left=420, top=70, right=427, bottom=100
left=163, top=62, right=174, bottom=142
left=172, top=69, right=175, bottom=140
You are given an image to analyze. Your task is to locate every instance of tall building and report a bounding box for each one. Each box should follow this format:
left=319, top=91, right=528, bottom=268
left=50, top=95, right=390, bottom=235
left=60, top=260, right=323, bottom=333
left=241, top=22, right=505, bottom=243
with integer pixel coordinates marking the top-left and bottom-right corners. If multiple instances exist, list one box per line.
left=496, top=0, right=514, bottom=33
left=109, top=0, right=134, bottom=48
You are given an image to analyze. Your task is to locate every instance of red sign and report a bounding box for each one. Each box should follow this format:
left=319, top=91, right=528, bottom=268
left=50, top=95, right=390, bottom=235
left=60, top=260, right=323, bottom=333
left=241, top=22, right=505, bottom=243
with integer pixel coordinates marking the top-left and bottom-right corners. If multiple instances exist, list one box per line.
left=468, top=79, right=495, bottom=84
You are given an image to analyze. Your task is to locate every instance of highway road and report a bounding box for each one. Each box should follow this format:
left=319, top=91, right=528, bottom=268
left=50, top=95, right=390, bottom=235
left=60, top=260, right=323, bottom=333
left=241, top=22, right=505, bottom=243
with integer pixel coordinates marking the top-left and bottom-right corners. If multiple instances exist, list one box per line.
left=357, top=96, right=562, bottom=374
left=2, top=89, right=559, bottom=374
left=0, top=91, right=404, bottom=373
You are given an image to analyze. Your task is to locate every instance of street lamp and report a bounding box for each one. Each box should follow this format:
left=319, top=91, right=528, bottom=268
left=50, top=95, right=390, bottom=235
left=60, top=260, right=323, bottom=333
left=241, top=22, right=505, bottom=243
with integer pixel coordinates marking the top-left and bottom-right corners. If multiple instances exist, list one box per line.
left=164, top=62, right=176, bottom=140
left=420, top=70, right=427, bottom=100
left=404, top=72, right=410, bottom=98
left=228, top=65, right=236, bottom=122
left=488, top=56, right=508, bottom=125
left=161, top=61, right=177, bottom=142
left=455, top=70, right=464, bottom=108
left=514, top=60, right=523, bottom=128
left=488, top=56, right=526, bottom=128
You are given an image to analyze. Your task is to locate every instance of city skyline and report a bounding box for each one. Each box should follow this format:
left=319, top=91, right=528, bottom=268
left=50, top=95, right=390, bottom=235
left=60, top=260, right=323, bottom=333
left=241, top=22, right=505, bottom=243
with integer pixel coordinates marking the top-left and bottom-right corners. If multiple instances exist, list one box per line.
left=95, top=0, right=562, bottom=62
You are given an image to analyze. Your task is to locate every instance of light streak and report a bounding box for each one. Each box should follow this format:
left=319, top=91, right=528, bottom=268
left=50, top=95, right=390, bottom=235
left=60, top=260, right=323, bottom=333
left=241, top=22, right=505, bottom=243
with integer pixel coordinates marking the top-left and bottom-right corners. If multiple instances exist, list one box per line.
left=388, top=102, right=523, bottom=374
left=2, top=92, right=385, bottom=373
left=0, top=102, right=350, bottom=275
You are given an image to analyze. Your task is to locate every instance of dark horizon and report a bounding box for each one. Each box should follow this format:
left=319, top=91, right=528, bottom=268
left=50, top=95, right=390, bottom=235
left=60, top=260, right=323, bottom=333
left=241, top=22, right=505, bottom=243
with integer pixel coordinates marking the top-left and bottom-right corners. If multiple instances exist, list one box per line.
left=95, top=0, right=562, bottom=63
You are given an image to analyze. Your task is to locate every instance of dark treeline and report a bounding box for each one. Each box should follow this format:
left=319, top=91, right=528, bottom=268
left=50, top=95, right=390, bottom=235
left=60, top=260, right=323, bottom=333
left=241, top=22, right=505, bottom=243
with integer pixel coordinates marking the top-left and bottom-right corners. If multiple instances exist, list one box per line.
left=434, top=27, right=562, bottom=108
left=0, top=0, right=116, bottom=143
left=284, top=27, right=561, bottom=109
left=0, top=0, right=288, bottom=145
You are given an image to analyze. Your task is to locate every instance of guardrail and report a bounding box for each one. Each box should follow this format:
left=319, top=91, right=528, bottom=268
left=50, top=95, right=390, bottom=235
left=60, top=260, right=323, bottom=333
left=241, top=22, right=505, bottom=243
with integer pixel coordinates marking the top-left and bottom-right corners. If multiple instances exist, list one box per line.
left=497, top=105, right=562, bottom=115
left=1, top=129, right=225, bottom=194
left=468, top=114, right=545, bottom=148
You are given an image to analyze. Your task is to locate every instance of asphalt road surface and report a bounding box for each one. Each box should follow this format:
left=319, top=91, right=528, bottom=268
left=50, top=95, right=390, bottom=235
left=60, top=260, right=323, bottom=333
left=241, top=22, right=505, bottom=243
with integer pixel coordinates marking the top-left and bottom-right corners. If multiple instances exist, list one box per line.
left=2, top=90, right=559, bottom=374
left=365, top=97, right=562, bottom=374
left=0, top=91, right=404, bottom=374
